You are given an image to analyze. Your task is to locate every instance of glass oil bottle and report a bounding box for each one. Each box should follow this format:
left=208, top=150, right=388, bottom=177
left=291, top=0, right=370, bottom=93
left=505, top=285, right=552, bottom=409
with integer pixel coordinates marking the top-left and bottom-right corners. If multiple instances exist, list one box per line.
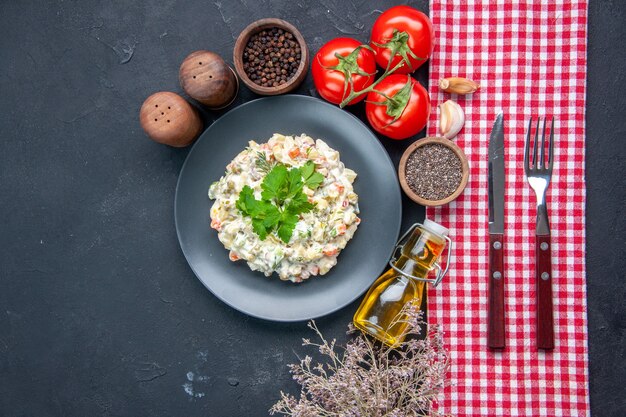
left=353, top=219, right=452, bottom=347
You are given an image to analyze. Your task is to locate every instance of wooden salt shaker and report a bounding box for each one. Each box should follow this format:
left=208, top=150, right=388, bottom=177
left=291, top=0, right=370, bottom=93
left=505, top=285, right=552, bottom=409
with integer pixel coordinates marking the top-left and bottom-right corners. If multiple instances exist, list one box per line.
left=139, top=92, right=202, bottom=147
left=179, top=50, right=239, bottom=109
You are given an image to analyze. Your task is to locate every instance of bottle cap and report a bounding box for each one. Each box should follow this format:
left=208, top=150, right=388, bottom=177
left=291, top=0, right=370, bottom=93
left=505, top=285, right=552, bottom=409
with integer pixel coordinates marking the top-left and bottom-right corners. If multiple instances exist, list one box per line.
left=423, top=219, right=449, bottom=237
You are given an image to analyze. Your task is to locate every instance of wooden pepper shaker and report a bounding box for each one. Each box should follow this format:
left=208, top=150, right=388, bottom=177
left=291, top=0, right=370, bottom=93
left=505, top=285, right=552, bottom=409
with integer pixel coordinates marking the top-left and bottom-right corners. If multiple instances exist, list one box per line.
left=179, top=50, right=239, bottom=109
left=139, top=92, right=202, bottom=147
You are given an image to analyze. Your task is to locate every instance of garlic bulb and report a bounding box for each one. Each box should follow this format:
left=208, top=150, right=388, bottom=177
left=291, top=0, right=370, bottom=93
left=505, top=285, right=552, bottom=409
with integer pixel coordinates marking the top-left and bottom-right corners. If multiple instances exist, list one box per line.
left=439, top=100, right=465, bottom=139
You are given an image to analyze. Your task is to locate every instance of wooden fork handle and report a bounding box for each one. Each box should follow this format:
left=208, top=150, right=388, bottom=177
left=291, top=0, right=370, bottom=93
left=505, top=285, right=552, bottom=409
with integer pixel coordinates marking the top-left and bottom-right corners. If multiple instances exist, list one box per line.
left=488, top=233, right=505, bottom=349
left=536, top=234, right=554, bottom=350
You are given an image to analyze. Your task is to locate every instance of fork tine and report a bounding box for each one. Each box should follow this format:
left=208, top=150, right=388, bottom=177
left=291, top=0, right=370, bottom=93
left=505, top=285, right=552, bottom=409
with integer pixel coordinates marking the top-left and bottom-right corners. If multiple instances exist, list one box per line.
left=540, top=117, right=547, bottom=169
left=524, top=117, right=532, bottom=171
left=548, top=117, right=554, bottom=169
left=532, top=117, right=540, bottom=168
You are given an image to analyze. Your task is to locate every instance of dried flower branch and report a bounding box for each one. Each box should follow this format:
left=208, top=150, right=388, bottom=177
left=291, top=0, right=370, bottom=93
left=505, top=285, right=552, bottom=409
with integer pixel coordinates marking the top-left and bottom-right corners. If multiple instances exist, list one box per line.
left=270, top=306, right=451, bottom=417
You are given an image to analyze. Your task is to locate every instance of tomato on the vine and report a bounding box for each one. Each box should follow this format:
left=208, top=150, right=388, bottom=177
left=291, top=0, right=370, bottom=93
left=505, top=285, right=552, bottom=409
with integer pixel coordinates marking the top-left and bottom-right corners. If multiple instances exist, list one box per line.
left=370, top=6, right=434, bottom=73
left=312, top=37, right=377, bottom=105
left=365, top=74, right=430, bottom=140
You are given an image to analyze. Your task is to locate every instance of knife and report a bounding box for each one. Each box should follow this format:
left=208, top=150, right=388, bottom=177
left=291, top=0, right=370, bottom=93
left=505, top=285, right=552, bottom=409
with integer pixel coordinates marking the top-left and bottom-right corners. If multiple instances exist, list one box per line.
left=487, top=113, right=506, bottom=349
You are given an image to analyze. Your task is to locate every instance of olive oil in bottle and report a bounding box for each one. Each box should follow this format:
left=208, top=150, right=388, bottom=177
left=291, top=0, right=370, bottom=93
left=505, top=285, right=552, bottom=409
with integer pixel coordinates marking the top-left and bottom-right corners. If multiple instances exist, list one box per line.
left=353, top=220, right=450, bottom=347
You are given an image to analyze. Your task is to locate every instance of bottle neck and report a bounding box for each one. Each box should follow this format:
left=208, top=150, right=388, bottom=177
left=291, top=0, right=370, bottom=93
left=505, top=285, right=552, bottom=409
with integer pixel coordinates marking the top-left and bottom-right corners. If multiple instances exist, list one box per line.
left=395, top=225, right=447, bottom=281
left=393, top=255, right=430, bottom=280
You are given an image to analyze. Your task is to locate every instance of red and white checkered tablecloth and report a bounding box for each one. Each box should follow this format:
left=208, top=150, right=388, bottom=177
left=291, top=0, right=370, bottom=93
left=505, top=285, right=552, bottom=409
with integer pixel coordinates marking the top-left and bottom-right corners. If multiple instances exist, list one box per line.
left=426, top=1, right=589, bottom=416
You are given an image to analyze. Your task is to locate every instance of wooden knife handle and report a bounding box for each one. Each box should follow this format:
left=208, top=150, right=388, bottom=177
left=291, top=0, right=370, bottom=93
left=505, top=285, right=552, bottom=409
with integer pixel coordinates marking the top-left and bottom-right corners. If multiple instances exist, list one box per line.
left=488, top=233, right=505, bottom=349
left=536, top=234, right=554, bottom=350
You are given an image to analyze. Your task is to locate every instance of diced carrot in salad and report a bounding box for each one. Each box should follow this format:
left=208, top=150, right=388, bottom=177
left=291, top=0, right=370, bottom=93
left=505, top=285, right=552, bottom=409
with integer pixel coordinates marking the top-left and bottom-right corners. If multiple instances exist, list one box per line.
left=210, top=219, right=222, bottom=231
left=288, top=147, right=300, bottom=158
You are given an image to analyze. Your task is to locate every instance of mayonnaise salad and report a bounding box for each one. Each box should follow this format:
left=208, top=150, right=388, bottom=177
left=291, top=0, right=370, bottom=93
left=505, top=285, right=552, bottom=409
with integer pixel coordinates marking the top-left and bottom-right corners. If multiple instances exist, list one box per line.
left=208, top=133, right=360, bottom=283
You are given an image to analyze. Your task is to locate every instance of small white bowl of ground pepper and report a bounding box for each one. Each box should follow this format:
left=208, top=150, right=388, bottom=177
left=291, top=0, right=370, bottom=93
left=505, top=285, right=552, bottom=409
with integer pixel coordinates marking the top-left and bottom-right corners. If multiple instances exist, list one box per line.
left=233, top=18, right=309, bottom=95
left=398, top=137, right=470, bottom=206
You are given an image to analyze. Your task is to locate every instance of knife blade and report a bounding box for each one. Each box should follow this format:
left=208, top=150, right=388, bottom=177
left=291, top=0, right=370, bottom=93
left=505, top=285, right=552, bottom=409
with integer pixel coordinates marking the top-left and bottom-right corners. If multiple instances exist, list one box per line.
left=487, top=113, right=506, bottom=349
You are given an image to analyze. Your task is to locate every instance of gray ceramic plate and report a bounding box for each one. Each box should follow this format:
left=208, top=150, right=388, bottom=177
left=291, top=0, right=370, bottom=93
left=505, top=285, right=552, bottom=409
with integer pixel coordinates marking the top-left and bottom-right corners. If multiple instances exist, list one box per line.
left=175, top=95, right=401, bottom=321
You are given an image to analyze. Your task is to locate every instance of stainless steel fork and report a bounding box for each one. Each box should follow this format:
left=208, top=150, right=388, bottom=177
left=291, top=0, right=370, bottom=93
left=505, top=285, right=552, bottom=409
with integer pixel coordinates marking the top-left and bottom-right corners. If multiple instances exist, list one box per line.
left=524, top=117, right=555, bottom=350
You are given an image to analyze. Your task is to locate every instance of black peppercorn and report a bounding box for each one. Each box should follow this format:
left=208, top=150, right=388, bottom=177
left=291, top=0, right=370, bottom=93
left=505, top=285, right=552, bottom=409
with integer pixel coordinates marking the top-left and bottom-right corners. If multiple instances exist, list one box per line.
left=243, top=27, right=300, bottom=87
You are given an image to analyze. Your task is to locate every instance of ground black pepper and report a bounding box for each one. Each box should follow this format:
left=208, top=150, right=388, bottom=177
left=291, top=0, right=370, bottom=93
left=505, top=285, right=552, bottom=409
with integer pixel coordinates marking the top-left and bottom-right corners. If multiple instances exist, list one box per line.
left=405, top=144, right=463, bottom=201
left=242, top=27, right=301, bottom=87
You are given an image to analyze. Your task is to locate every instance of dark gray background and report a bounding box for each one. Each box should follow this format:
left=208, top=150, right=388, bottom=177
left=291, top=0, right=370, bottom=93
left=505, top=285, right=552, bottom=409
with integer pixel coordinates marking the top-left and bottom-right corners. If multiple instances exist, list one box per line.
left=0, top=1, right=623, bottom=416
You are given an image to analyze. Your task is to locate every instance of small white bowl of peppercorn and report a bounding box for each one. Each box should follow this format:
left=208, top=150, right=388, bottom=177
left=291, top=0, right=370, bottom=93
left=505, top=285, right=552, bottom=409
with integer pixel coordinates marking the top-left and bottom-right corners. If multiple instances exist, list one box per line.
left=398, top=137, right=470, bottom=206
left=233, top=18, right=309, bottom=95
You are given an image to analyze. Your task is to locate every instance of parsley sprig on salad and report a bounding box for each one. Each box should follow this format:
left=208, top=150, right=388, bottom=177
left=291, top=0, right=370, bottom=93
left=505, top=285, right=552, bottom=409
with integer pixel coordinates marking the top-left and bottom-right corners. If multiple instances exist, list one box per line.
left=236, top=160, right=325, bottom=243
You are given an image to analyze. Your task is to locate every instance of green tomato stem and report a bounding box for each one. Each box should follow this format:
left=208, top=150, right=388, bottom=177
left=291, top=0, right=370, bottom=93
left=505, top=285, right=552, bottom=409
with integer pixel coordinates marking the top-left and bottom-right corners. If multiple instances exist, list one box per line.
left=338, top=59, right=406, bottom=108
